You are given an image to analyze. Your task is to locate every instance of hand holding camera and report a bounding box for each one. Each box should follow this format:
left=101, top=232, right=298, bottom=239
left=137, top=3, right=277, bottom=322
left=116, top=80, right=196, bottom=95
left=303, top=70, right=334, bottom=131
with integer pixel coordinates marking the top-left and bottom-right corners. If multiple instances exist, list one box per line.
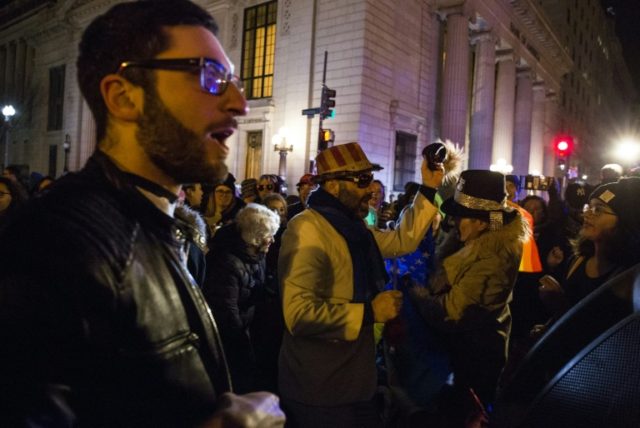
left=421, top=142, right=447, bottom=189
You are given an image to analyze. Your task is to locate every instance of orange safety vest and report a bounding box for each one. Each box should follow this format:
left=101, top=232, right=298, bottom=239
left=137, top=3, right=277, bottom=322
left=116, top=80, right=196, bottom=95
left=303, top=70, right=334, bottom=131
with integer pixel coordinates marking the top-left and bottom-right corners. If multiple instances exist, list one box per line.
left=508, top=200, right=543, bottom=273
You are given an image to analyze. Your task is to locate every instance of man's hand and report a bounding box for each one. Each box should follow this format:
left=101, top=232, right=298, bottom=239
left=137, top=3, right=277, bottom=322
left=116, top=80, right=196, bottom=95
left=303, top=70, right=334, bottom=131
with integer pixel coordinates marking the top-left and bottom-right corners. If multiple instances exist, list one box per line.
left=421, top=159, right=445, bottom=189
left=372, top=290, right=403, bottom=323
left=202, top=391, right=285, bottom=428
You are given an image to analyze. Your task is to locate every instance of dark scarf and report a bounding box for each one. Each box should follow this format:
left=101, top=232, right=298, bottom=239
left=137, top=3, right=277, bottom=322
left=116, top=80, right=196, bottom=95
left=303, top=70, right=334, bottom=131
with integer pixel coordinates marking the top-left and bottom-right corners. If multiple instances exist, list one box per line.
left=307, top=188, right=388, bottom=303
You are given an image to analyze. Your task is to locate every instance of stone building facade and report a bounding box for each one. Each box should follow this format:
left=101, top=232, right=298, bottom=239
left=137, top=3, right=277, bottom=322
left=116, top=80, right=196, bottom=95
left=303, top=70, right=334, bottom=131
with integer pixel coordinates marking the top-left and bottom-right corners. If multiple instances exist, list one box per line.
left=0, top=0, right=632, bottom=191
left=539, top=0, right=635, bottom=177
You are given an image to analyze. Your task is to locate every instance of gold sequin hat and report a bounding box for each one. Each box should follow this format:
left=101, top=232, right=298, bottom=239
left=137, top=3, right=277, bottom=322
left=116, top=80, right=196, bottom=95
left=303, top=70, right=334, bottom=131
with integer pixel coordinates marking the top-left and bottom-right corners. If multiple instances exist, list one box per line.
left=441, top=170, right=516, bottom=230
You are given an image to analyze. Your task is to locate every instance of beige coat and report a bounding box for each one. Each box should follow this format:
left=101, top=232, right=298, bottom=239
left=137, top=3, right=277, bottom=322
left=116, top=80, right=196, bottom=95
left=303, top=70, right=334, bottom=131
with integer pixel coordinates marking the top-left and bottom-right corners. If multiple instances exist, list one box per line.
left=413, top=211, right=529, bottom=401
left=278, top=191, right=438, bottom=406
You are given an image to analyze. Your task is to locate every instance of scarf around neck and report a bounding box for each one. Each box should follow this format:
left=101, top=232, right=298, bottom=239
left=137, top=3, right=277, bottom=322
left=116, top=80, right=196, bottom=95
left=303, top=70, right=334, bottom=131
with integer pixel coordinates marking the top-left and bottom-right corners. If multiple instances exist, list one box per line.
left=307, top=188, right=388, bottom=303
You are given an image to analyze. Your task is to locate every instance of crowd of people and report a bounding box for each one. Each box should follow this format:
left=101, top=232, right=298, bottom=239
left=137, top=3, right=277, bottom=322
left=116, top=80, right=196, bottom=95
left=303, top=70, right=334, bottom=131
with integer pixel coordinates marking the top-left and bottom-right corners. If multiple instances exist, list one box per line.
left=1, top=1, right=640, bottom=427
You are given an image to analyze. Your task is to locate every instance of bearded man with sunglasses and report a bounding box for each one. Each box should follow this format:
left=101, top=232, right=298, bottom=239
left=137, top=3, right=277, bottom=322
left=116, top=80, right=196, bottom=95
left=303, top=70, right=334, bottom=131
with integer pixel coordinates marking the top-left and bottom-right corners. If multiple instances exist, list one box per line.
left=278, top=142, right=444, bottom=427
left=0, top=1, right=285, bottom=426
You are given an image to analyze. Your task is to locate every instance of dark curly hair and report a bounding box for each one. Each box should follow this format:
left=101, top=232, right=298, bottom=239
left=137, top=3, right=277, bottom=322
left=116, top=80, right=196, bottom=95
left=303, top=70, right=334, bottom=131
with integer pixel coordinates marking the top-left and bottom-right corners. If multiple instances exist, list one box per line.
left=77, top=0, right=218, bottom=143
left=572, top=218, right=640, bottom=269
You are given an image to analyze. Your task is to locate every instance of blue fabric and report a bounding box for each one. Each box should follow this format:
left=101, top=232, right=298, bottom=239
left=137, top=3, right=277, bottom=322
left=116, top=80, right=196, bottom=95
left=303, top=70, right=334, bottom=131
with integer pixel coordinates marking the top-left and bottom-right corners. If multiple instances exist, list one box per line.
left=384, top=229, right=451, bottom=407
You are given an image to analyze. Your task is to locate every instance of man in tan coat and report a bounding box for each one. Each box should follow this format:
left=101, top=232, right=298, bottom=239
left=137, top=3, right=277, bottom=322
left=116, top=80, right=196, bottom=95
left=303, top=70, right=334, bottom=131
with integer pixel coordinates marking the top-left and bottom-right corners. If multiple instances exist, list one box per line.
left=278, top=142, right=444, bottom=427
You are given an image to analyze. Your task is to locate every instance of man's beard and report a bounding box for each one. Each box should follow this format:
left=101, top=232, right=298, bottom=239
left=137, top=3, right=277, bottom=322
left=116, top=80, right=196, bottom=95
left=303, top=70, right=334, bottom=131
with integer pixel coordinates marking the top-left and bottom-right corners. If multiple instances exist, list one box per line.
left=338, top=183, right=370, bottom=219
left=136, top=88, right=228, bottom=184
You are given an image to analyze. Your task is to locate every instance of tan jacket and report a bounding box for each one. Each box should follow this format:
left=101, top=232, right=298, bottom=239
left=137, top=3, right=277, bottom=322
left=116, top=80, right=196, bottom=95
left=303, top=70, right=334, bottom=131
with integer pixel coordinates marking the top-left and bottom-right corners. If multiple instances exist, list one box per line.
left=278, top=191, right=438, bottom=405
left=419, top=211, right=529, bottom=354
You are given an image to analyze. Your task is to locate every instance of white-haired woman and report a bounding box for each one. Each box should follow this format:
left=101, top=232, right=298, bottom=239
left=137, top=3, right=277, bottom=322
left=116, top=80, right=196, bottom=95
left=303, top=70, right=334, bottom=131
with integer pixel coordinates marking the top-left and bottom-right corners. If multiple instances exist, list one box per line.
left=202, top=203, right=280, bottom=393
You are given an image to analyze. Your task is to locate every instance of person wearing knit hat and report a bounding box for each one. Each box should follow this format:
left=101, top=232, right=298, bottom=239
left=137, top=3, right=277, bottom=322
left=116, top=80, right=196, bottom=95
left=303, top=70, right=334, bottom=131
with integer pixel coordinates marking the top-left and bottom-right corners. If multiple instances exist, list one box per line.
left=278, top=141, right=445, bottom=426
left=202, top=173, right=245, bottom=236
left=599, top=163, right=623, bottom=184
left=286, top=173, right=317, bottom=220
left=538, top=177, right=640, bottom=330
left=296, top=173, right=316, bottom=206
left=241, top=178, right=259, bottom=204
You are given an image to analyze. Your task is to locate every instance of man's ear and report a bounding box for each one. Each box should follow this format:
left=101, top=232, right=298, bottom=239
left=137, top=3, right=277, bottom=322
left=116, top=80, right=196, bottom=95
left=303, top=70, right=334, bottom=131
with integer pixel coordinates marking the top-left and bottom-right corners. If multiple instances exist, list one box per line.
left=100, top=74, right=144, bottom=122
left=322, top=179, right=340, bottom=197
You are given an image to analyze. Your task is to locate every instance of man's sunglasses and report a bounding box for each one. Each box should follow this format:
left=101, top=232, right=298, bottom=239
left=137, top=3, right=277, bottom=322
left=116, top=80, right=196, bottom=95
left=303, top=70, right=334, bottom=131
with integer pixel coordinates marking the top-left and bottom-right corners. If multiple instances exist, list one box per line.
left=333, top=172, right=374, bottom=189
left=117, top=57, right=243, bottom=96
left=257, top=184, right=275, bottom=191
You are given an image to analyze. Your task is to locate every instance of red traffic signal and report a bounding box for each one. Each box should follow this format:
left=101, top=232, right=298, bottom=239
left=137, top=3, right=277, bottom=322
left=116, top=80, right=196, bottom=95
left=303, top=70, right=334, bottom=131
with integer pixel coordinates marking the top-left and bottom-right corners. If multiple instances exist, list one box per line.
left=553, top=134, right=574, bottom=157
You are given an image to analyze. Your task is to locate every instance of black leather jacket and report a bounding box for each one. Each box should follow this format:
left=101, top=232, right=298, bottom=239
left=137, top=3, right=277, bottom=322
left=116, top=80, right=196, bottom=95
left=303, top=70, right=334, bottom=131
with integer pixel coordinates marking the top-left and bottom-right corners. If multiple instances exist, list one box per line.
left=0, top=152, right=231, bottom=427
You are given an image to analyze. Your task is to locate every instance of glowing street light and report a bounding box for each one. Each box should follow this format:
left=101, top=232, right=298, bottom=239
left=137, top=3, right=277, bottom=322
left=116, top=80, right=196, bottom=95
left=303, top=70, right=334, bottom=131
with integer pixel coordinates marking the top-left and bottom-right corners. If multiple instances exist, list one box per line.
left=2, top=105, right=16, bottom=169
left=490, top=158, right=513, bottom=174
left=614, top=138, right=640, bottom=164
left=273, top=127, right=294, bottom=181
left=2, top=105, right=16, bottom=120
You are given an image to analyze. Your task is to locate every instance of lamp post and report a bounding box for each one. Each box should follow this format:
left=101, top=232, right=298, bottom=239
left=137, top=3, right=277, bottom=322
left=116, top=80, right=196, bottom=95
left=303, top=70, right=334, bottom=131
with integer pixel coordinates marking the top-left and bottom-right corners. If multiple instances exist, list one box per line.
left=489, top=158, right=513, bottom=174
left=614, top=137, right=640, bottom=168
left=2, top=105, right=16, bottom=169
left=63, top=134, right=71, bottom=173
left=272, top=127, right=293, bottom=181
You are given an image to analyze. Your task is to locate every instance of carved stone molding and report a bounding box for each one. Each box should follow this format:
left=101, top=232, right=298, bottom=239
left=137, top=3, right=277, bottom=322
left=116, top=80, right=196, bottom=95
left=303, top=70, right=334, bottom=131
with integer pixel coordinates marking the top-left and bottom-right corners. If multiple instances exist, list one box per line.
left=495, top=49, right=515, bottom=63
left=389, top=100, right=426, bottom=134
left=532, top=81, right=546, bottom=91
left=516, top=67, right=532, bottom=80
left=471, top=30, right=497, bottom=46
left=230, top=12, right=239, bottom=50
left=281, top=0, right=291, bottom=36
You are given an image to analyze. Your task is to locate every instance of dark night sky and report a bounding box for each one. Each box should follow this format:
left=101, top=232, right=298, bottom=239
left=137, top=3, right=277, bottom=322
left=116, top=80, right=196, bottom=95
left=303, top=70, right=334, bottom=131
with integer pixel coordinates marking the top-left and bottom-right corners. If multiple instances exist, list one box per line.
left=601, top=0, right=640, bottom=99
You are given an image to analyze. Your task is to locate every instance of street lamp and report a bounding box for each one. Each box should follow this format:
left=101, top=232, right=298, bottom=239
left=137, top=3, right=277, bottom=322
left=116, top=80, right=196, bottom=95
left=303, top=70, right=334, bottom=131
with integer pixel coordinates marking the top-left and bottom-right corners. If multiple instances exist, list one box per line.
left=614, top=137, right=640, bottom=165
left=63, top=134, right=71, bottom=173
left=272, top=127, right=293, bottom=180
left=489, top=158, right=513, bottom=174
left=2, top=105, right=16, bottom=169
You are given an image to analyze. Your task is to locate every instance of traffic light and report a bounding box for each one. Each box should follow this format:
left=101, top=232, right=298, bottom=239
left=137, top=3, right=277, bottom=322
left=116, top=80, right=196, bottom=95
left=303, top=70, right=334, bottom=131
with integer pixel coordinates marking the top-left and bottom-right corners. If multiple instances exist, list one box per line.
left=321, top=128, right=335, bottom=144
left=318, top=128, right=334, bottom=151
left=553, top=134, right=574, bottom=158
left=320, top=85, right=336, bottom=119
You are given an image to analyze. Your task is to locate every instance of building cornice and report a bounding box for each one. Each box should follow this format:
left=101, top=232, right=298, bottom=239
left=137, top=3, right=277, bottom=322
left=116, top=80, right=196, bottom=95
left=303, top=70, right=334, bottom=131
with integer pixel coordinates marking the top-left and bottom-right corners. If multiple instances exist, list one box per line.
left=468, top=0, right=572, bottom=93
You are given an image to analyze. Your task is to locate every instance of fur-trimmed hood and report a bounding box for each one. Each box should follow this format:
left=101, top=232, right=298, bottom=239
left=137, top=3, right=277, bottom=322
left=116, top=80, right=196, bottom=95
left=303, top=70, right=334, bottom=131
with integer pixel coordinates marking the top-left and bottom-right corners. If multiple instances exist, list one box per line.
left=422, top=210, right=529, bottom=327
left=462, top=208, right=530, bottom=257
left=175, top=204, right=208, bottom=252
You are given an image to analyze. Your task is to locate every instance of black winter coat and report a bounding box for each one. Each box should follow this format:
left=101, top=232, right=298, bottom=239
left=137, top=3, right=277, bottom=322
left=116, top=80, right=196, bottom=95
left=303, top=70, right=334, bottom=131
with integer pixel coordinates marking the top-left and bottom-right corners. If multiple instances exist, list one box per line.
left=203, top=223, right=267, bottom=393
left=0, top=152, right=231, bottom=427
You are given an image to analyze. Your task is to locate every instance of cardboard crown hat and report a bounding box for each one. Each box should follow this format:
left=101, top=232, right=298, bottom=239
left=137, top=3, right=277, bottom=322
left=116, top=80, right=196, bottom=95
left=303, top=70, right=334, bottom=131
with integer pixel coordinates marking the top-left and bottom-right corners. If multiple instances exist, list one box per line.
left=314, top=142, right=383, bottom=178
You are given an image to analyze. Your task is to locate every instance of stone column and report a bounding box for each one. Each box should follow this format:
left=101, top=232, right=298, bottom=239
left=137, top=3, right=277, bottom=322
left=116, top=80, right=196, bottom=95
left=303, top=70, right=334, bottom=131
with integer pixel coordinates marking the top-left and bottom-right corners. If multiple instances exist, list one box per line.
left=492, top=51, right=516, bottom=166
left=469, top=31, right=496, bottom=169
left=543, top=93, right=559, bottom=176
left=0, top=46, right=6, bottom=99
left=15, top=39, right=26, bottom=102
left=421, top=5, right=441, bottom=143
left=512, top=68, right=533, bottom=176
left=5, top=41, right=16, bottom=101
left=440, top=12, right=470, bottom=147
left=528, top=82, right=546, bottom=175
